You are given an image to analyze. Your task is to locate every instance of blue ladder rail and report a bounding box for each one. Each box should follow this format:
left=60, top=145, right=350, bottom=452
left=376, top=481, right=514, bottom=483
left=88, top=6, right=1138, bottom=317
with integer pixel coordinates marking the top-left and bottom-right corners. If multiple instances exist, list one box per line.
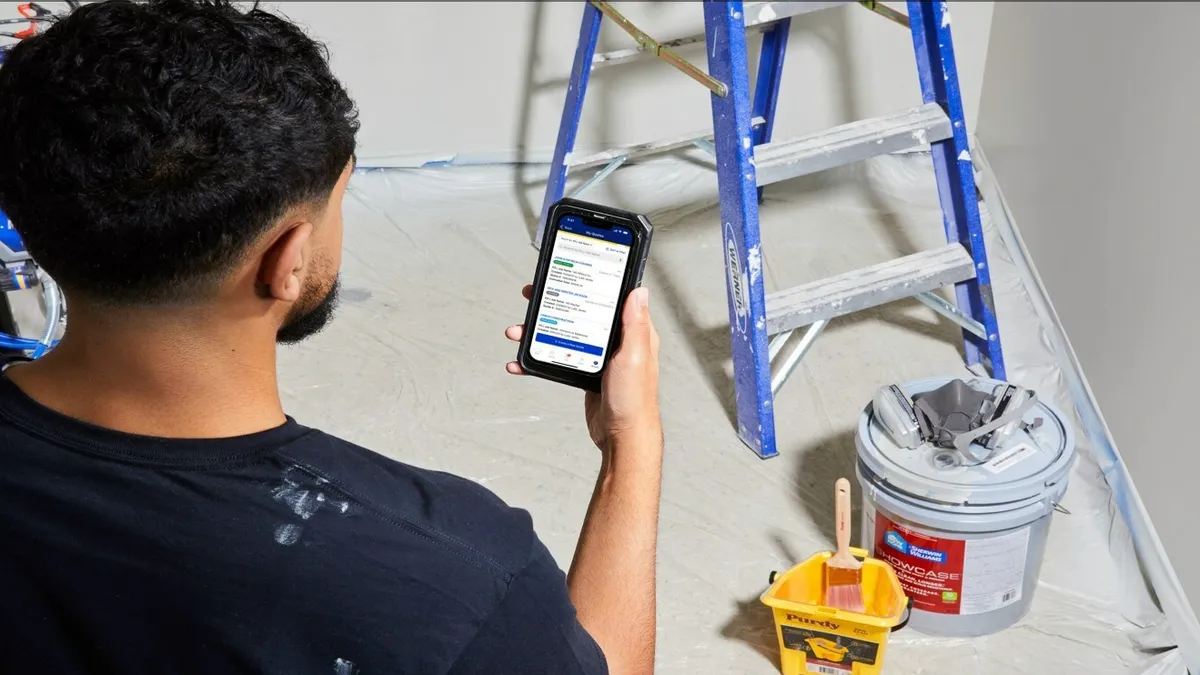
left=538, top=1, right=1006, bottom=459
left=704, top=0, right=777, bottom=457
left=907, top=1, right=1004, bottom=378
left=536, top=2, right=603, bottom=251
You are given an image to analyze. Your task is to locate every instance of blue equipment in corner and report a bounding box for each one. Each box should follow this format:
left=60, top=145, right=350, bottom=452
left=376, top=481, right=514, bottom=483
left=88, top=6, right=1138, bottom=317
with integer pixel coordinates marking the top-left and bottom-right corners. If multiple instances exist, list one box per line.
left=1, top=208, right=28, bottom=259
left=0, top=208, right=36, bottom=292
left=0, top=208, right=57, bottom=354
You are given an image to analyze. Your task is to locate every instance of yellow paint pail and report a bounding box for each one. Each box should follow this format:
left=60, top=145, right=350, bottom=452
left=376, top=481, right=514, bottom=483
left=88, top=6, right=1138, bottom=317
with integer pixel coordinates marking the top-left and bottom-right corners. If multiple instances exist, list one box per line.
left=762, top=548, right=910, bottom=675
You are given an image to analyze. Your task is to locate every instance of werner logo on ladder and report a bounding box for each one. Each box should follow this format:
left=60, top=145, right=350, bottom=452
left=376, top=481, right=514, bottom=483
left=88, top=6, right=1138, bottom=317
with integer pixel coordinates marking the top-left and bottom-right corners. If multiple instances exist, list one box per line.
left=538, top=1, right=1006, bottom=459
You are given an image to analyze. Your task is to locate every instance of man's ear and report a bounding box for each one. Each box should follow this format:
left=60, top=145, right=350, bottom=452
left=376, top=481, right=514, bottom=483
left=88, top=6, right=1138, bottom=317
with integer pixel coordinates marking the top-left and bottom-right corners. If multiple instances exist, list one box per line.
left=258, top=223, right=314, bottom=303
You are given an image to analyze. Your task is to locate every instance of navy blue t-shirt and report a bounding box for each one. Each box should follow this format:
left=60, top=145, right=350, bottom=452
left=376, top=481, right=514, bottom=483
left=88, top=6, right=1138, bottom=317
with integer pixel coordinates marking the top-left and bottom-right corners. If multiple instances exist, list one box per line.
left=0, top=363, right=607, bottom=674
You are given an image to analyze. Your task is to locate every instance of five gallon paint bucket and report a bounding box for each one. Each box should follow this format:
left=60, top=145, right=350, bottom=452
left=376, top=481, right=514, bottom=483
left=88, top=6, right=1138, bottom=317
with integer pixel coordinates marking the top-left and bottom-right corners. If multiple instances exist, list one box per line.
left=854, top=376, right=1076, bottom=637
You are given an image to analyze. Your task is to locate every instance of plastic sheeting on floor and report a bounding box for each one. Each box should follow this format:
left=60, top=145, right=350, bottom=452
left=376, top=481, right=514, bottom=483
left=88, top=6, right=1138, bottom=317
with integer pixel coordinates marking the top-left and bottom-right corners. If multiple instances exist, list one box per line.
left=273, top=149, right=1180, bottom=674
left=7, top=148, right=1178, bottom=673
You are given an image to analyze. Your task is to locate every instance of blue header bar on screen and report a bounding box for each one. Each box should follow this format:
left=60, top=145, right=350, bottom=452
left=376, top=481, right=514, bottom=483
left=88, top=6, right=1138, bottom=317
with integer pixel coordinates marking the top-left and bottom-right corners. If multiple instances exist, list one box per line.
left=557, top=214, right=634, bottom=246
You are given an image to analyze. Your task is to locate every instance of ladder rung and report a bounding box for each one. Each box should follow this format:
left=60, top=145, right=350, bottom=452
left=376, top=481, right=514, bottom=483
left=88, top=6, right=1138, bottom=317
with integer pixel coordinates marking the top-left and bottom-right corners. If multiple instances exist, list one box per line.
left=764, top=243, right=976, bottom=335
left=754, top=103, right=952, bottom=187
left=593, top=35, right=704, bottom=69
left=569, top=116, right=765, bottom=171
left=592, top=2, right=849, bottom=69
left=743, top=1, right=849, bottom=27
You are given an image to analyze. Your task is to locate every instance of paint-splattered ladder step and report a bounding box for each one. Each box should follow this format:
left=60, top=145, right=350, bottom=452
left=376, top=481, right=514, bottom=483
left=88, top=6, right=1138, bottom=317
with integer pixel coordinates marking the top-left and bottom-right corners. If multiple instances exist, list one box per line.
left=754, top=103, right=953, bottom=187
left=764, top=243, right=976, bottom=336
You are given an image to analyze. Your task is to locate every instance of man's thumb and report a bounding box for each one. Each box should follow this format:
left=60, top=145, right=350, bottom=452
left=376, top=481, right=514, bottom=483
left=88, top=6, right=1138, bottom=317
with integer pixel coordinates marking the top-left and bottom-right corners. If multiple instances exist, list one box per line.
left=621, top=287, right=651, bottom=339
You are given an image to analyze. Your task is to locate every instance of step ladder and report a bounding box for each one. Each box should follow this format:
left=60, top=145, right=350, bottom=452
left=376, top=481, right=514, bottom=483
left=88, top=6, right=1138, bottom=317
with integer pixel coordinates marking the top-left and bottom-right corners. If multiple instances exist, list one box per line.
left=537, top=1, right=1006, bottom=459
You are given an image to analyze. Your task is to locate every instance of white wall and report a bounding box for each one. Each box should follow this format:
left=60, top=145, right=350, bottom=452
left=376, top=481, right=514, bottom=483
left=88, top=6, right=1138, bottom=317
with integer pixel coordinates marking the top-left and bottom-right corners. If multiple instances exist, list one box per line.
left=270, top=2, right=994, bottom=166
left=977, top=0, right=1199, bottom=648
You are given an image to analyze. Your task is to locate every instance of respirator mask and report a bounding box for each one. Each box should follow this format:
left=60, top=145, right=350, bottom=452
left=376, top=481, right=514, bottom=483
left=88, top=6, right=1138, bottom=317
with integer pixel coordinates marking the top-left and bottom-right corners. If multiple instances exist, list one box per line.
left=872, top=378, right=1042, bottom=464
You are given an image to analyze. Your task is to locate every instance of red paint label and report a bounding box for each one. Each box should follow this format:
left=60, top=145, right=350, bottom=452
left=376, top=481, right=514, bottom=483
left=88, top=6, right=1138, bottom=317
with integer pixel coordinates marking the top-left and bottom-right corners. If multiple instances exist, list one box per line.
left=872, top=512, right=966, bottom=615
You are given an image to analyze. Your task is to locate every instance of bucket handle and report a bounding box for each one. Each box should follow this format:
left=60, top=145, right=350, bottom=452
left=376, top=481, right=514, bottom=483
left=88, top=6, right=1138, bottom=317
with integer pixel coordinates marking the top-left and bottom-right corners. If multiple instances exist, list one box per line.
left=891, top=596, right=914, bottom=632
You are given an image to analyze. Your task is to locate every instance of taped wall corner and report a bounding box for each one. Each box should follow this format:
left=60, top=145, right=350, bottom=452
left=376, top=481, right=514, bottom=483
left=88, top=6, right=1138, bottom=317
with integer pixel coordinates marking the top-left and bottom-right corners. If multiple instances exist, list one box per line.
left=978, top=2, right=1200, bottom=671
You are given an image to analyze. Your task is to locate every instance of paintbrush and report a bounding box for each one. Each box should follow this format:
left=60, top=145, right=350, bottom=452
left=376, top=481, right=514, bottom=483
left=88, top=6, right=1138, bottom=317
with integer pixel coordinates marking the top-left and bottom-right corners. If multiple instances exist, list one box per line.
left=824, top=477, right=866, bottom=614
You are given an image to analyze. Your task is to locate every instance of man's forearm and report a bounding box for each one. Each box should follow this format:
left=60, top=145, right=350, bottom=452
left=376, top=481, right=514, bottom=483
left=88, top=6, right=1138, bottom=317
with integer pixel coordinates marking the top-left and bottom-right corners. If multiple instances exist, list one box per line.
left=567, top=435, right=663, bottom=675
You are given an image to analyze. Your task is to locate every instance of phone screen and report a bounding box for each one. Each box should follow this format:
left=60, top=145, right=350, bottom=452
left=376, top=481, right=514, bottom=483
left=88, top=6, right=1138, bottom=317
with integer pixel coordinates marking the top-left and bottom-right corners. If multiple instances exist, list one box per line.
left=529, top=214, right=634, bottom=373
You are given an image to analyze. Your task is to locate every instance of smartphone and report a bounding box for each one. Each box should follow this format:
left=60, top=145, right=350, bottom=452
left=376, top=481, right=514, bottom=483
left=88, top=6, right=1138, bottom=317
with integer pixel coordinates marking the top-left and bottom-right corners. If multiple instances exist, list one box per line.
left=518, top=198, right=653, bottom=392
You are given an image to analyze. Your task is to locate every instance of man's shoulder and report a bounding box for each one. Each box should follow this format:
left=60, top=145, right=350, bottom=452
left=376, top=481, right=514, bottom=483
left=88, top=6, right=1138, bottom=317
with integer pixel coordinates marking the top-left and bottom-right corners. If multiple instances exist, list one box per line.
left=259, top=429, right=600, bottom=673
left=273, top=428, right=536, bottom=582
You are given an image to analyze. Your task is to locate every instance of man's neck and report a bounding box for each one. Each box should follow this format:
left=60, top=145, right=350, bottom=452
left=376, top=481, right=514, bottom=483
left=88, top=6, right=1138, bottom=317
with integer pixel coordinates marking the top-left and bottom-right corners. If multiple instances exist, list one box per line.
left=5, top=307, right=287, bottom=439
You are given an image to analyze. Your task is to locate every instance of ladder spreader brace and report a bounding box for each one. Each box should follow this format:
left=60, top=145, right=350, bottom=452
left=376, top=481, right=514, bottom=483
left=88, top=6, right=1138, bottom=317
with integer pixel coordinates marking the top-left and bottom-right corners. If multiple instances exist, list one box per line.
left=586, top=2, right=908, bottom=97
left=589, top=1, right=729, bottom=97
left=538, top=1, right=1006, bottom=459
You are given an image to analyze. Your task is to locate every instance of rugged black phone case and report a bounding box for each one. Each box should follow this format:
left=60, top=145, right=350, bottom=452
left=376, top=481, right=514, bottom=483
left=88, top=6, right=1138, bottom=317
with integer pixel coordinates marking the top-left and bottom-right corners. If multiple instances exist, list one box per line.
left=517, top=198, right=653, bottom=392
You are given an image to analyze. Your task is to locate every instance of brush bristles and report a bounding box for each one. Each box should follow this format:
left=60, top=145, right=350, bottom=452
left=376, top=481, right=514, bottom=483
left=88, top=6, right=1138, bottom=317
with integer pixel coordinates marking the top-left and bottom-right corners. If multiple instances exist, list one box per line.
left=824, top=564, right=865, bottom=613
left=824, top=582, right=866, bottom=614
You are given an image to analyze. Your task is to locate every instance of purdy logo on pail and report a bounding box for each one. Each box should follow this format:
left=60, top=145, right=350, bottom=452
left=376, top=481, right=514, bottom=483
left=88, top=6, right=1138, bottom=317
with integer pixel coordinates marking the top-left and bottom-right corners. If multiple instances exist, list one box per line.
left=784, top=613, right=839, bottom=631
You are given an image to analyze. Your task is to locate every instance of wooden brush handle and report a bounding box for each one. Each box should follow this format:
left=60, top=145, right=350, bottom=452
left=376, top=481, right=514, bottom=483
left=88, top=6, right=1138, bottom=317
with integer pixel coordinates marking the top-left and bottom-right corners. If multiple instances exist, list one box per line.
left=835, top=478, right=852, bottom=557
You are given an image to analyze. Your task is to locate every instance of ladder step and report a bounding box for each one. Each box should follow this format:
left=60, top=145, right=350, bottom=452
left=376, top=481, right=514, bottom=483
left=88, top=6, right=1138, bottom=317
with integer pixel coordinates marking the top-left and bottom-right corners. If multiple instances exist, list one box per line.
left=754, top=103, right=953, bottom=187
left=764, top=243, right=976, bottom=335
left=592, top=3, right=847, bottom=69
left=743, top=1, right=849, bottom=27
left=569, top=117, right=765, bottom=171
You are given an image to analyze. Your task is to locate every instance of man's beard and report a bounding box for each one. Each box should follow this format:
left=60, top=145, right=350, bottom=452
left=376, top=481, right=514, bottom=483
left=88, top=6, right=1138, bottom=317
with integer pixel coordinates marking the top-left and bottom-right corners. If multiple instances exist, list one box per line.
left=276, top=275, right=341, bottom=345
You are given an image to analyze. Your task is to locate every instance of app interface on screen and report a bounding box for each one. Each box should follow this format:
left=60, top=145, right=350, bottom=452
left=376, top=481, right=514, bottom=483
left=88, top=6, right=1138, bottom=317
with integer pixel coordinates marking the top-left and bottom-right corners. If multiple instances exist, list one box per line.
left=530, top=214, right=633, bottom=374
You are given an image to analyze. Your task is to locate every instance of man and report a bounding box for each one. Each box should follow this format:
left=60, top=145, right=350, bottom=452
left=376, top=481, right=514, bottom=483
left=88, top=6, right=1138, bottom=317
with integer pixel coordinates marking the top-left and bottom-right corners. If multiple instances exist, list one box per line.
left=0, top=1, right=664, bottom=674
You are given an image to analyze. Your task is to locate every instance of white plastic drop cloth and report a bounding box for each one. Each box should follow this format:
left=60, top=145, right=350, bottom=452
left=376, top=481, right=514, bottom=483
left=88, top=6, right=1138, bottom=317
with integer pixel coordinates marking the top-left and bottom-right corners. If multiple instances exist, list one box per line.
left=295, top=149, right=1186, bottom=674
left=6, top=149, right=1182, bottom=673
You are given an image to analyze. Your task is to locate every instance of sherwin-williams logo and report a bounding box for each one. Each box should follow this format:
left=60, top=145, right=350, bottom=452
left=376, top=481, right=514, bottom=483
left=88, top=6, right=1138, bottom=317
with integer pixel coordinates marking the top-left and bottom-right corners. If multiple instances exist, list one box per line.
left=884, top=530, right=908, bottom=554
left=909, top=545, right=947, bottom=564
left=885, top=530, right=947, bottom=563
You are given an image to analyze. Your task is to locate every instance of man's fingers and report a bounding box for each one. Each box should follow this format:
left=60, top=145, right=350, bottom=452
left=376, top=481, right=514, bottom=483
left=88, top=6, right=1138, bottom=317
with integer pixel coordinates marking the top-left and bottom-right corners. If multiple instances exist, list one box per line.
left=507, top=286, right=533, bottom=375
left=509, top=287, right=531, bottom=374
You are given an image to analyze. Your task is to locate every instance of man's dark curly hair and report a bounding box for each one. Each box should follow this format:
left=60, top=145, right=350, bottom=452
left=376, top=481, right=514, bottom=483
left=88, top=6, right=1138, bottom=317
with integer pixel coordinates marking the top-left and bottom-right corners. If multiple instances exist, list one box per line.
left=0, top=0, right=359, bottom=306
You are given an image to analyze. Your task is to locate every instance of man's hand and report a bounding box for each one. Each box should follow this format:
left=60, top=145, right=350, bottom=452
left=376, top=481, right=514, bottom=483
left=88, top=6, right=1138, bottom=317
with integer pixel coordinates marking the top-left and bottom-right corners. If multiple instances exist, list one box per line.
left=504, top=284, right=663, bottom=675
left=504, top=285, right=662, bottom=455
